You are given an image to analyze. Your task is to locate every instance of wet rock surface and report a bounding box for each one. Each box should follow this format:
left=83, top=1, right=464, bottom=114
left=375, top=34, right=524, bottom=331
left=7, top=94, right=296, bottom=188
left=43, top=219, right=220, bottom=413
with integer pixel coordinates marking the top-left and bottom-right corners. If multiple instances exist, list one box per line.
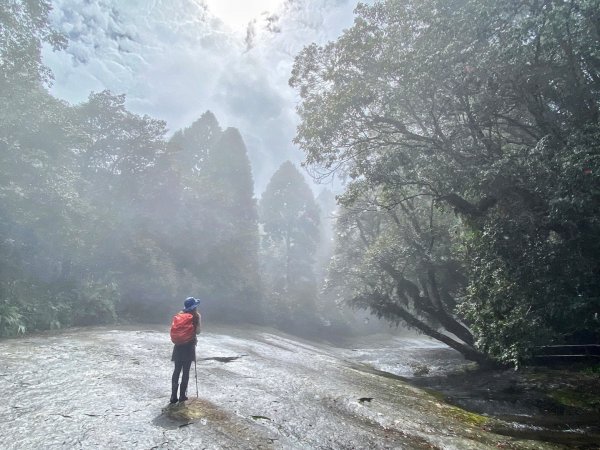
left=411, top=367, right=600, bottom=449
left=0, top=325, right=593, bottom=449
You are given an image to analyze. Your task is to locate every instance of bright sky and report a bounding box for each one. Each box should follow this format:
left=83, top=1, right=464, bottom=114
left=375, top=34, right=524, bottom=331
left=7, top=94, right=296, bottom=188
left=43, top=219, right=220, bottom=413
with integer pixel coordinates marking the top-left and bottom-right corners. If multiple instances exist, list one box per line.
left=204, top=0, right=283, bottom=29
left=44, top=0, right=360, bottom=192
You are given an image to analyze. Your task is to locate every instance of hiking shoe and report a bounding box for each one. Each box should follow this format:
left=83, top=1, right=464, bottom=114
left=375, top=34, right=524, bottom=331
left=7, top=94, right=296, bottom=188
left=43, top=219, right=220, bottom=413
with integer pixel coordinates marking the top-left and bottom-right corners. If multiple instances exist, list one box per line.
left=169, top=397, right=178, bottom=404
left=179, top=396, right=188, bottom=402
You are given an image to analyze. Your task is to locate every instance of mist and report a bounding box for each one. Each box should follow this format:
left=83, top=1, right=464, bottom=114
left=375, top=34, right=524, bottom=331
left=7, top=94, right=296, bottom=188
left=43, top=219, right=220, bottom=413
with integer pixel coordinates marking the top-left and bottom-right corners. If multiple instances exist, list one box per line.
left=42, top=0, right=362, bottom=194
left=0, top=0, right=393, bottom=340
left=3, top=0, right=600, bottom=447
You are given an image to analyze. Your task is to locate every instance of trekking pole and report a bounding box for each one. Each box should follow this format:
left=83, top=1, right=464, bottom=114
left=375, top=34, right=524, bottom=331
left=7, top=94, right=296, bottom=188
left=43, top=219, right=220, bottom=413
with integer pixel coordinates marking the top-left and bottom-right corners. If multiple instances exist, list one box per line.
left=194, top=360, right=199, bottom=398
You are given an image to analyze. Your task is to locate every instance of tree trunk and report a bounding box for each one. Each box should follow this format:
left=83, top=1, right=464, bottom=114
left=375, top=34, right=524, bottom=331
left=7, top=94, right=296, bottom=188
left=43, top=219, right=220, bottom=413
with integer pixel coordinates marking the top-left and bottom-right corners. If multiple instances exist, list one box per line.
left=380, top=261, right=476, bottom=347
left=376, top=299, right=493, bottom=366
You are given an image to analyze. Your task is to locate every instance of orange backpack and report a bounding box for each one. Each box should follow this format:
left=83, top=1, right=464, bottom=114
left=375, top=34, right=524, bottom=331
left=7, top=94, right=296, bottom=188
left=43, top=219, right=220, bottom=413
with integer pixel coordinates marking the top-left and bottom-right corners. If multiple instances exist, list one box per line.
left=170, top=312, right=195, bottom=345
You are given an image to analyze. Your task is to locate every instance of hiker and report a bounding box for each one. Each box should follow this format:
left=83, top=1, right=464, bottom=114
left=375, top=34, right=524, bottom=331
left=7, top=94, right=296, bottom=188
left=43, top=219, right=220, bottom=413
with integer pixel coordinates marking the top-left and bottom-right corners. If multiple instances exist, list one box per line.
left=170, top=297, right=201, bottom=403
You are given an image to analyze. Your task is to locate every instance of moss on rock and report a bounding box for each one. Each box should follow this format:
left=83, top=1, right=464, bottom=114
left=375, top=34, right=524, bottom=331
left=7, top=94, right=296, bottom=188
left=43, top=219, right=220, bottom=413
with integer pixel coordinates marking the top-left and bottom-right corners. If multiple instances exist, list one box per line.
left=163, top=398, right=227, bottom=422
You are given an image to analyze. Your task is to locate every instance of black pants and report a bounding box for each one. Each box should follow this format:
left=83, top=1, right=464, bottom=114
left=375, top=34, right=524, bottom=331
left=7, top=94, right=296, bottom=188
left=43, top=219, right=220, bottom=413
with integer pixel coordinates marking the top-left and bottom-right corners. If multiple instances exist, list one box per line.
left=171, top=360, right=192, bottom=400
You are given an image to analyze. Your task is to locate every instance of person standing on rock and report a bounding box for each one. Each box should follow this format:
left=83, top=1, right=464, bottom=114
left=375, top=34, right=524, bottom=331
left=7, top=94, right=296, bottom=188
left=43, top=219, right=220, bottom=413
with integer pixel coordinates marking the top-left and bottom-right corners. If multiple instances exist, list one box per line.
left=170, top=297, right=201, bottom=403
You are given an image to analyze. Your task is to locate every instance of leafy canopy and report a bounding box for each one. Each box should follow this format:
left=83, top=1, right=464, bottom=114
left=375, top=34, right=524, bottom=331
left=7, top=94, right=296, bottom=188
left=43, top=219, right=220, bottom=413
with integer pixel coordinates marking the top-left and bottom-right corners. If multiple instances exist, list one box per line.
left=291, top=0, right=600, bottom=363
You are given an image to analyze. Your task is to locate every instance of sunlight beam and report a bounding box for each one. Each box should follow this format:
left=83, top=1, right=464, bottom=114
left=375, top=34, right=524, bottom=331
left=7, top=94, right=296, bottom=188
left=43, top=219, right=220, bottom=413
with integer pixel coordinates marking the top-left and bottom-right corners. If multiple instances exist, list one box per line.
left=204, top=0, right=282, bottom=30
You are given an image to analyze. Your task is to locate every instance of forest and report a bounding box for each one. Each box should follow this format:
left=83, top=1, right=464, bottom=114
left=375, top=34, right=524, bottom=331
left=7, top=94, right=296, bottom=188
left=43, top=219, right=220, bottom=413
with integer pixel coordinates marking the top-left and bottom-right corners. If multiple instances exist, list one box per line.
left=0, top=0, right=354, bottom=342
left=290, top=0, right=600, bottom=365
left=1, top=0, right=599, bottom=369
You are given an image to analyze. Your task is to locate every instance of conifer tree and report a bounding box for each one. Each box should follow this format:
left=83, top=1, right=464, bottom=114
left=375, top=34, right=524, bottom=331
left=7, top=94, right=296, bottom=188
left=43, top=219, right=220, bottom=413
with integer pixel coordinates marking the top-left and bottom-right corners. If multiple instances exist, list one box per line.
left=201, top=128, right=262, bottom=322
left=259, top=161, right=320, bottom=331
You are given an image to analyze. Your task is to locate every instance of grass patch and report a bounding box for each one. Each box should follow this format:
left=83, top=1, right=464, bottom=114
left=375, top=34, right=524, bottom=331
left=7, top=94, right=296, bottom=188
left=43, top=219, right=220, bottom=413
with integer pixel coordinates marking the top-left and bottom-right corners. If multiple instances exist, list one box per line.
left=163, top=398, right=227, bottom=422
left=549, top=388, right=600, bottom=411
left=442, top=405, right=489, bottom=427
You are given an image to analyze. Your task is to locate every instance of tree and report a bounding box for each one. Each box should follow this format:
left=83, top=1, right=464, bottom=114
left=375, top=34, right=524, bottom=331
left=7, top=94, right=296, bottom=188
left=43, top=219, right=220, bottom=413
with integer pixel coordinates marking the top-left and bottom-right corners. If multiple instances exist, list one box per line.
left=0, top=2, right=267, bottom=333
left=73, top=90, right=176, bottom=320
left=0, top=1, right=81, bottom=333
left=328, top=183, right=486, bottom=362
left=153, top=115, right=262, bottom=324
left=157, top=111, right=223, bottom=266
left=313, top=188, right=350, bottom=331
left=259, top=161, right=320, bottom=331
left=201, top=127, right=262, bottom=322
left=169, top=111, right=221, bottom=175
left=76, top=90, right=167, bottom=184
left=0, top=87, right=90, bottom=333
left=0, top=0, right=66, bottom=88
left=291, top=0, right=600, bottom=364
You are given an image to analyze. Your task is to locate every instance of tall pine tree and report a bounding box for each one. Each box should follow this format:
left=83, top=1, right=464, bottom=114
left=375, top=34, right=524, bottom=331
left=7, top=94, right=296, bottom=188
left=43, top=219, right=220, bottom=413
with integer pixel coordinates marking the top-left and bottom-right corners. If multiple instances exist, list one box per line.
left=259, top=161, right=320, bottom=332
left=201, top=127, right=262, bottom=322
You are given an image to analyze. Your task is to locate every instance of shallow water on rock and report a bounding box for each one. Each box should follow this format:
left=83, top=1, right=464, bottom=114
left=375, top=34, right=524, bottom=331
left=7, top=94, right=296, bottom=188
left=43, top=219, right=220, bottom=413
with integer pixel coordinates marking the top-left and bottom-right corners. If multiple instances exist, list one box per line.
left=0, top=325, right=590, bottom=449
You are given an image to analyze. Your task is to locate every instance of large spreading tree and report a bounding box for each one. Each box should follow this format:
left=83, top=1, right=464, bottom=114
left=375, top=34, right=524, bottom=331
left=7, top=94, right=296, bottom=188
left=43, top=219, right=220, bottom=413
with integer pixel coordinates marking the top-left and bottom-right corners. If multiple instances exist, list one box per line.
left=290, top=0, right=600, bottom=364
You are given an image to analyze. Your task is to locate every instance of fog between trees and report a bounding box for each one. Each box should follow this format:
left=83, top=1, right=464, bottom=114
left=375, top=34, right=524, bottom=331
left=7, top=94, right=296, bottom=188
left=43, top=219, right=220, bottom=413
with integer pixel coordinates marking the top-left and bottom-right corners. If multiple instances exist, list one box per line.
left=0, top=84, right=356, bottom=337
left=0, top=0, right=371, bottom=339
left=2, top=0, right=599, bottom=367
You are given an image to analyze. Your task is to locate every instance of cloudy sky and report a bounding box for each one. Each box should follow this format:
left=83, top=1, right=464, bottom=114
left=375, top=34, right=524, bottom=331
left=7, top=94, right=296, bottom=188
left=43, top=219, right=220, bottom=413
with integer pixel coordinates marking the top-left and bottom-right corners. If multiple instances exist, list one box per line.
left=42, top=0, right=367, bottom=193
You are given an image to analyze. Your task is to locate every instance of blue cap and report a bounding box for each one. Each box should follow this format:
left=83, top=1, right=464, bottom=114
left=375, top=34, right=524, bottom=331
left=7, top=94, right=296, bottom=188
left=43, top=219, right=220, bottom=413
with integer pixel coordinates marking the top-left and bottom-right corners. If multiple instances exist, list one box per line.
left=183, top=297, right=200, bottom=312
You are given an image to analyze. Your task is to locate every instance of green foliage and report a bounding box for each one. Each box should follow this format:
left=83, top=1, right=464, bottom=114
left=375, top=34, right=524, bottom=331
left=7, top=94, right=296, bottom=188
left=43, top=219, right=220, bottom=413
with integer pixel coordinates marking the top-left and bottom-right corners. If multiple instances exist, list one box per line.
left=0, top=0, right=66, bottom=87
left=259, top=161, right=321, bottom=330
left=325, top=185, right=487, bottom=362
left=169, top=111, right=221, bottom=174
left=461, top=133, right=600, bottom=363
left=72, top=280, right=119, bottom=326
left=76, top=90, right=168, bottom=181
left=168, top=122, right=262, bottom=323
left=0, top=1, right=265, bottom=335
left=2, top=280, right=62, bottom=333
left=0, top=299, right=25, bottom=337
left=291, top=0, right=600, bottom=363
